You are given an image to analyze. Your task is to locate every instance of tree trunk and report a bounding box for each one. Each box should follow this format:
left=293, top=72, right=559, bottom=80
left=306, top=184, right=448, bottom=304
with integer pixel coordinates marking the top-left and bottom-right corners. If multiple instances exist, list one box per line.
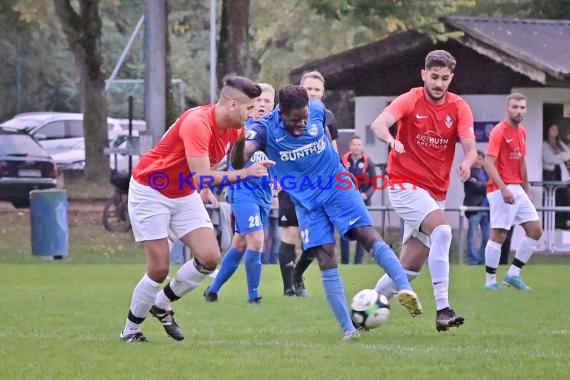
left=217, top=0, right=250, bottom=85
left=165, top=1, right=177, bottom=127
left=53, top=0, right=109, bottom=183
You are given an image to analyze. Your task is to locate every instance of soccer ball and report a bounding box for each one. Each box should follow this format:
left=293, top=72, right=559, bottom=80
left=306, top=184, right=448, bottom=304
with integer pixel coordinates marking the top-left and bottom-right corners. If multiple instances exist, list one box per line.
left=350, top=289, right=390, bottom=330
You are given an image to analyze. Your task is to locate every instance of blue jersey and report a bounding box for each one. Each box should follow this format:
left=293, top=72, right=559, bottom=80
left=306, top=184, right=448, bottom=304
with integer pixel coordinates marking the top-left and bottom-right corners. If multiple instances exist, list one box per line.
left=227, top=118, right=272, bottom=206
left=247, top=100, right=343, bottom=209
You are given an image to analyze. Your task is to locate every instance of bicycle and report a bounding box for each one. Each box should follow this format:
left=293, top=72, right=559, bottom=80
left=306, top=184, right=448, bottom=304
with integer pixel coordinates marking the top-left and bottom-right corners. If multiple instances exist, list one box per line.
left=102, top=170, right=131, bottom=233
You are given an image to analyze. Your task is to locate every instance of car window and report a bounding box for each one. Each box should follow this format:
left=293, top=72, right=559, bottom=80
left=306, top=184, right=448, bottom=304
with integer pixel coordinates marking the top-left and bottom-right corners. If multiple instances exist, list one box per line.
left=36, top=121, right=65, bottom=139
left=68, top=120, right=84, bottom=138
left=0, top=134, right=51, bottom=157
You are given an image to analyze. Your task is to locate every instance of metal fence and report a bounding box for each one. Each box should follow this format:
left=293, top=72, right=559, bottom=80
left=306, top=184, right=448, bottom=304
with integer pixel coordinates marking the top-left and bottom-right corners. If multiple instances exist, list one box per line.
left=366, top=205, right=570, bottom=264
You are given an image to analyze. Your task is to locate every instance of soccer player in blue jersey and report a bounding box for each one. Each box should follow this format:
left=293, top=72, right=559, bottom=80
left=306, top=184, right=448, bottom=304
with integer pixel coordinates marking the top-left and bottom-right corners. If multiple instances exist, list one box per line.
left=204, top=83, right=276, bottom=303
left=231, top=85, right=423, bottom=340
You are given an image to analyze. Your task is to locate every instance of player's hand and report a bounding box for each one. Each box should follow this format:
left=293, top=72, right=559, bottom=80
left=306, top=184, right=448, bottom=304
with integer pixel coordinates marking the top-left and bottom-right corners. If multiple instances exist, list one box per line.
left=246, top=160, right=275, bottom=177
left=501, top=187, right=515, bottom=205
left=200, top=187, right=218, bottom=207
left=458, top=161, right=471, bottom=182
left=387, top=138, right=405, bottom=153
left=361, top=193, right=368, bottom=201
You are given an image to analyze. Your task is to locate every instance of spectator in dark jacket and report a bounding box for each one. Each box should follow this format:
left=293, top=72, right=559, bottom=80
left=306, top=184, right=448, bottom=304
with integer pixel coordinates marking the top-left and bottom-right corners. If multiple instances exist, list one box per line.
left=339, top=136, right=376, bottom=264
left=463, top=151, right=490, bottom=265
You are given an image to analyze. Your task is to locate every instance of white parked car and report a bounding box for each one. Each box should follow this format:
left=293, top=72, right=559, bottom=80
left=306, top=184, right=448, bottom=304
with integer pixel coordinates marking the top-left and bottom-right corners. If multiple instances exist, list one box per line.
left=0, top=112, right=145, bottom=171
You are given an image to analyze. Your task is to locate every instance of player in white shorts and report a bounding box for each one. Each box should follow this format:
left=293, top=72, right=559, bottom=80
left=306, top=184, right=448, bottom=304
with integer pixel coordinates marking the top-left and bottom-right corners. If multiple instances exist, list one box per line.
left=483, top=93, right=542, bottom=291
left=370, top=50, right=477, bottom=331
left=119, top=76, right=273, bottom=343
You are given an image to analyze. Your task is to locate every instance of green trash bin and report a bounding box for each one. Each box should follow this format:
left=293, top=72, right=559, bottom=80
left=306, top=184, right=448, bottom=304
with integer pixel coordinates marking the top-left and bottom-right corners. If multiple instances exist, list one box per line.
left=30, top=189, right=69, bottom=257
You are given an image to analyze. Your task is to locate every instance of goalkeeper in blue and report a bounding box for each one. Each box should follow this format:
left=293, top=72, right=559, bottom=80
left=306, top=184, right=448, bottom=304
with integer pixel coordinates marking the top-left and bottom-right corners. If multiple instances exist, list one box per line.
left=231, top=85, right=423, bottom=340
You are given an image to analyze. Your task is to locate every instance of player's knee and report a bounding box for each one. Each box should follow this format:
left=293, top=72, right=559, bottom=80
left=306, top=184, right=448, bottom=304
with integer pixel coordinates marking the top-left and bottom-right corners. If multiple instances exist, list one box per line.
left=195, top=250, right=221, bottom=271
left=147, top=267, right=169, bottom=283
left=430, top=224, right=452, bottom=245
left=314, top=247, right=337, bottom=270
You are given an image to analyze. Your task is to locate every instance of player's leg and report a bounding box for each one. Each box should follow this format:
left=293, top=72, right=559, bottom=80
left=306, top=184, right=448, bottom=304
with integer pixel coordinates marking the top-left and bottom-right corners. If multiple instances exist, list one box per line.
left=296, top=202, right=358, bottom=339
left=485, top=228, right=508, bottom=290
left=120, top=180, right=173, bottom=342
left=291, top=204, right=313, bottom=297
left=277, top=191, right=299, bottom=295
left=374, top=237, right=426, bottom=300
left=339, top=237, right=350, bottom=264
left=478, top=212, right=491, bottom=265
left=484, top=186, right=517, bottom=290
left=204, top=233, right=246, bottom=301
left=243, top=204, right=270, bottom=303
left=151, top=193, right=219, bottom=340
left=351, top=225, right=424, bottom=316
left=504, top=188, right=542, bottom=290
left=419, top=208, right=465, bottom=331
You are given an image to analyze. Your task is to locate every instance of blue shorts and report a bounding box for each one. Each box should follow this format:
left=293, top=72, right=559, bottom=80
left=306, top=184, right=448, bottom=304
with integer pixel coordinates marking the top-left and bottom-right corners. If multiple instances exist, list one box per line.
left=295, top=188, right=373, bottom=250
left=231, top=200, right=270, bottom=235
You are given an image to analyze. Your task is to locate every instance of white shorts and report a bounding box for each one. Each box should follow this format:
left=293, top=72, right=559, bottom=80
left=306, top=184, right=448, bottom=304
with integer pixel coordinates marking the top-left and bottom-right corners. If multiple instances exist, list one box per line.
left=487, top=184, right=539, bottom=229
left=388, top=182, right=445, bottom=247
left=128, top=178, right=214, bottom=242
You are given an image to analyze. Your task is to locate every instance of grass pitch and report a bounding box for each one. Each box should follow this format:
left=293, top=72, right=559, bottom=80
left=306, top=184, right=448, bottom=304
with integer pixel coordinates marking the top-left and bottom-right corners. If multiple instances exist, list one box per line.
left=0, top=263, right=568, bottom=380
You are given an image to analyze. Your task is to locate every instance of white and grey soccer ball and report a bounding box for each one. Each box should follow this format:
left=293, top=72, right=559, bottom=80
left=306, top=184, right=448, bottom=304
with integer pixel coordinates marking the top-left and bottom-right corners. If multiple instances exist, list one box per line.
left=350, top=289, right=390, bottom=330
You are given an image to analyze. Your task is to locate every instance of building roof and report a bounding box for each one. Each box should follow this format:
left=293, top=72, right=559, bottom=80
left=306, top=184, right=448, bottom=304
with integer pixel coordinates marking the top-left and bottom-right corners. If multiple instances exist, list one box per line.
left=290, top=17, right=570, bottom=94
left=446, top=17, right=570, bottom=81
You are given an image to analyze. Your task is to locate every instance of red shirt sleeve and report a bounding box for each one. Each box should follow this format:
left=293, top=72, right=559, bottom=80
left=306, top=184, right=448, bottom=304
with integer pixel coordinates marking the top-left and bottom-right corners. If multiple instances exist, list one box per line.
left=456, top=99, right=475, bottom=140
left=384, top=91, right=416, bottom=123
left=180, top=115, right=212, bottom=157
left=487, top=124, right=502, bottom=157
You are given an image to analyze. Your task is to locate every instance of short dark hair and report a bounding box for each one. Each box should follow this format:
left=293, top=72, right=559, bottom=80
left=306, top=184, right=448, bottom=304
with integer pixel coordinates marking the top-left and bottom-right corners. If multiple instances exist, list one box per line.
left=222, top=74, right=262, bottom=98
left=350, top=135, right=362, bottom=142
left=506, top=92, right=527, bottom=104
left=477, top=150, right=485, bottom=157
left=425, top=50, right=456, bottom=72
left=278, top=85, right=309, bottom=114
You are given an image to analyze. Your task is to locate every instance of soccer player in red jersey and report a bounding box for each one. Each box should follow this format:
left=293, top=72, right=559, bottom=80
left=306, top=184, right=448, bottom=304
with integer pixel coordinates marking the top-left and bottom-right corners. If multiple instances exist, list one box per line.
left=483, top=93, right=542, bottom=291
left=371, top=50, right=477, bottom=331
left=120, top=75, right=274, bottom=343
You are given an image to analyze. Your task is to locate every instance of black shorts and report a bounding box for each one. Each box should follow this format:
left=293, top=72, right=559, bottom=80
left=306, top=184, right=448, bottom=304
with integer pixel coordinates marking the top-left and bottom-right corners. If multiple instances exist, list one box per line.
left=277, top=191, right=299, bottom=227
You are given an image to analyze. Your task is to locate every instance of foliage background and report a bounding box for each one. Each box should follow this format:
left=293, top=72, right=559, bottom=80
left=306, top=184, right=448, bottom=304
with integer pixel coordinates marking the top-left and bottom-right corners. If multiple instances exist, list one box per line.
left=0, top=0, right=568, bottom=123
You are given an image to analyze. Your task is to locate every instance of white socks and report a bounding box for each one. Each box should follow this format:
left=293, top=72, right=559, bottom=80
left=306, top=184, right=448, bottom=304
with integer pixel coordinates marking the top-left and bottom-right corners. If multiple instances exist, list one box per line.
left=428, top=225, right=452, bottom=311
left=484, top=240, right=502, bottom=285
left=124, top=274, right=162, bottom=333
left=155, top=259, right=211, bottom=310
left=507, top=237, right=538, bottom=277
left=375, top=270, right=420, bottom=299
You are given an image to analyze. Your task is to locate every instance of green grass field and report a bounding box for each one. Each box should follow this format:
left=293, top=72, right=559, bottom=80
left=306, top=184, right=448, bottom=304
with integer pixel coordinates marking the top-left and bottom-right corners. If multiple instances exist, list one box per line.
left=1, top=263, right=568, bottom=380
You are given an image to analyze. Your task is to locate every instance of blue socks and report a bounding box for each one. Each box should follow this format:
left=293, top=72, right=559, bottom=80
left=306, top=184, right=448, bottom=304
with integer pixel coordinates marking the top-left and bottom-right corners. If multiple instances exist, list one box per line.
left=371, top=241, right=411, bottom=291
left=244, top=249, right=262, bottom=301
left=209, top=246, right=243, bottom=293
left=321, top=268, right=354, bottom=333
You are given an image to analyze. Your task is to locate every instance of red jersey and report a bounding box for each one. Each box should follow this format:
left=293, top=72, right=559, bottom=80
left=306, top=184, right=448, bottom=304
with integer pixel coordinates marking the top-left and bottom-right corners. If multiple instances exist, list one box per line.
left=133, top=105, right=242, bottom=198
left=486, top=120, right=527, bottom=192
left=385, top=87, right=475, bottom=200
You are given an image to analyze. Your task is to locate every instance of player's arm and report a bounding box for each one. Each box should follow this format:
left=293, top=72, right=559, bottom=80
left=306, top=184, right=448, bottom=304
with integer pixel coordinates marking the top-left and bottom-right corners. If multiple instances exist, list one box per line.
left=370, top=111, right=404, bottom=153
left=188, top=155, right=270, bottom=187
left=231, top=122, right=268, bottom=169
left=458, top=138, right=477, bottom=182
left=485, top=155, right=515, bottom=204
left=521, top=159, right=531, bottom=195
